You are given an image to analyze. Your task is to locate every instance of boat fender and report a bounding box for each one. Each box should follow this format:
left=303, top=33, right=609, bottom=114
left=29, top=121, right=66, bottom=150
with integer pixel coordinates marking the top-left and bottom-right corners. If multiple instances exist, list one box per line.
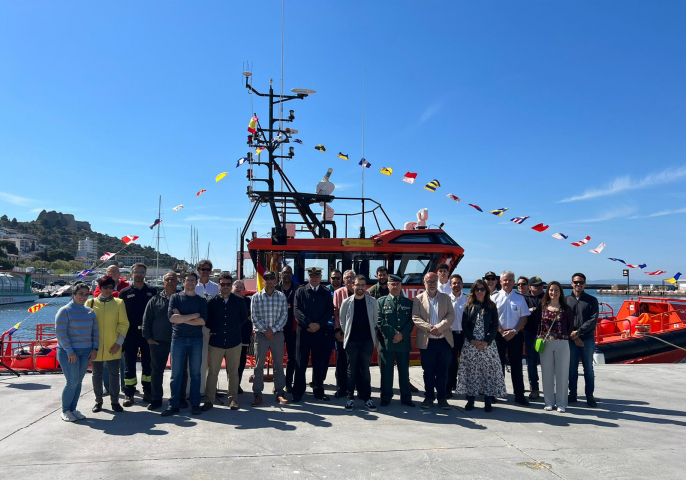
left=593, top=350, right=606, bottom=365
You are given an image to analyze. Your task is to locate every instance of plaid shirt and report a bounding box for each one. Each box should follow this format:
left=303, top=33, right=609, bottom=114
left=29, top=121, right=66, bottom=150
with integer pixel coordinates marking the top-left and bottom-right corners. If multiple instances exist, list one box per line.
left=250, top=288, right=288, bottom=333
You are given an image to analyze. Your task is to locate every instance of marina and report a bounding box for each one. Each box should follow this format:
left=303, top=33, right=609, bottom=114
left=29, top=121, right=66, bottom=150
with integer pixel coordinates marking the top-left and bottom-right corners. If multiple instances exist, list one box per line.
left=1, top=364, right=684, bottom=479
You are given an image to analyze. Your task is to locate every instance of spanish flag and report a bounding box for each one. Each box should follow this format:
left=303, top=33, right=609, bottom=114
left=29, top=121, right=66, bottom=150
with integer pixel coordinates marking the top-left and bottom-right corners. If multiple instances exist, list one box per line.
left=424, top=179, right=440, bottom=192
left=248, top=116, right=258, bottom=133
left=256, top=259, right=266, bottom=291
left=380, top=167, right=393, bottom=176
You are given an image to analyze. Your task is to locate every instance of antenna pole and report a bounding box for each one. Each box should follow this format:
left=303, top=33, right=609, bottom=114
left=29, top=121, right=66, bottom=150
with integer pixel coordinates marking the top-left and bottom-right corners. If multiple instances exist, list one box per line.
left=360, top=70, right=366, bottom=239
left=155, top=195, right=161, bottom=274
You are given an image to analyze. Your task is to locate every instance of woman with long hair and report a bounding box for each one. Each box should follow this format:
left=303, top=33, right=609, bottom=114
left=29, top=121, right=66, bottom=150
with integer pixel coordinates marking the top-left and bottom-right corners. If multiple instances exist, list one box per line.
left=456, top=279, right=506, bottom=412
left=538, top=281, right=574, bottom=412
left=55, top=282, right=99, bottom=422
left=88, top=276, right=129, bottom=413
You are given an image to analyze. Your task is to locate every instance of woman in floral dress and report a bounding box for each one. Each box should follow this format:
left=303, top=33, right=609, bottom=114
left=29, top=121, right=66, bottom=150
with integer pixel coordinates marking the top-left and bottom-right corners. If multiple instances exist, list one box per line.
left=456, top=279, right=506, bottom=412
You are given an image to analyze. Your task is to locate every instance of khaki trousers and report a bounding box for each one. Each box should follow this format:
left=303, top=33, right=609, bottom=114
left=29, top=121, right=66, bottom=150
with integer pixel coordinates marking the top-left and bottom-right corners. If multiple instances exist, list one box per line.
left=205, top=344, right=242, bottom=403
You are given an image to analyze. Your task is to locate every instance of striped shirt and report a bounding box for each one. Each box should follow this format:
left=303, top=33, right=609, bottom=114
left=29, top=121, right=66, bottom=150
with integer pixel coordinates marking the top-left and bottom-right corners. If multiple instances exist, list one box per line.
left=251, top=289, right=288, bottom=333
left=428, top=295, right=444, bottom=339
left=55, top=301, right=99, bottom=354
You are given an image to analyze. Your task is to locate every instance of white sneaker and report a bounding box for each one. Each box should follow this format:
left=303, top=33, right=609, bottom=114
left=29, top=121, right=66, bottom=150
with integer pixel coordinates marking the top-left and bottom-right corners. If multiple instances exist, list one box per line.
left=61, top=411, right=77, bottom=422
left=364, top=399, right=377, bottom=411
left=557, top=407, right=566, bottom=413
left=71, top=410, right=86, bottom=420
left=543, top=405, right=553, bottom=411
left=345, top=399, right=354, bottom=411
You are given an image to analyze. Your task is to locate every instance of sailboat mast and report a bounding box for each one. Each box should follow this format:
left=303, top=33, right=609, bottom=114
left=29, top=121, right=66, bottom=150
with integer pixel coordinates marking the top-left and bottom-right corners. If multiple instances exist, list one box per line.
left=155, top=195, right=161, bottom=274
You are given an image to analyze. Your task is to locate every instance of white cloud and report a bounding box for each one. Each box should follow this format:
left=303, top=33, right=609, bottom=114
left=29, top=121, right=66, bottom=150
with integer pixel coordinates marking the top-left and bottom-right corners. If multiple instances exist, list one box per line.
left=420, top=101, right=443, bottom=123
left=562, top=206, right=636, bottom=224
left=630, top=207, right=686, bottom=219
left=0, top=192, right=37, bottom=207
left=558, top=165, right=686, bottom=202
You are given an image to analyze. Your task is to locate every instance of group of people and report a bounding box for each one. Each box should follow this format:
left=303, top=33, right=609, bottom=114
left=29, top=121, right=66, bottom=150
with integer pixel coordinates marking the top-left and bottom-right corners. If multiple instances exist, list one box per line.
left=54, top=261, right=599, bottom=422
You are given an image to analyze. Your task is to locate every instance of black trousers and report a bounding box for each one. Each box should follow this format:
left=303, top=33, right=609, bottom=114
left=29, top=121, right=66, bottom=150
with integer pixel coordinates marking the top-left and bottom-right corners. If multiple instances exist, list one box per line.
left=447, top=330, right=465, bottom=392
left=284, top=329, right=297, bottom=389
left=123, top=332, right=151, bottom=397
left=293, top=327, right=326, bottom=399
left=149, top=341, right=187, bottom=403
left=345, top=339, right=374, bottom=401
left=335, top=340, right=348, bottom=392
left=321, top=324, right=335, bottom=383
left=420, top=338, right=451, bottom=400
left=495, top=332, right=525, bottom=398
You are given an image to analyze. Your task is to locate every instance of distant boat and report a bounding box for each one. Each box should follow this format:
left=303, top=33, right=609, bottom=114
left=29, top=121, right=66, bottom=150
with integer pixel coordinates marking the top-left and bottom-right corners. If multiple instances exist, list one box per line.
left=0, top=270, right=39, bottom=306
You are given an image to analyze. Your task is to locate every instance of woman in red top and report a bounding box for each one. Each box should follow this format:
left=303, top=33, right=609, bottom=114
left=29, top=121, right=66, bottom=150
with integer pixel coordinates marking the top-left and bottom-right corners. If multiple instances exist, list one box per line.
left=537, top=281, right=574, bottom=412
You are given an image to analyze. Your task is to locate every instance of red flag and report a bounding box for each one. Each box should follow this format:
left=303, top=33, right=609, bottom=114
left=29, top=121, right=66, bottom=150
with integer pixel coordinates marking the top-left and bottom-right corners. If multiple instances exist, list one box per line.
left=196, top=189, right=207, bottom=197
left=402, top=172, right=417, bottom=184
left=571, top=236, right=591, bottom=247
left=531, top=223, right=549, bottom=232
left=468, top=204, right=483, bottom=212
left=122, top=235, right=139, bottom=244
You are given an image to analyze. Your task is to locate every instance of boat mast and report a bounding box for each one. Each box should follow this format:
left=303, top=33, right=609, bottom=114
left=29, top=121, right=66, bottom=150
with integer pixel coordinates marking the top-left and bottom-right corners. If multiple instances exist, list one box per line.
left=155, top=195, right=161, bottom=274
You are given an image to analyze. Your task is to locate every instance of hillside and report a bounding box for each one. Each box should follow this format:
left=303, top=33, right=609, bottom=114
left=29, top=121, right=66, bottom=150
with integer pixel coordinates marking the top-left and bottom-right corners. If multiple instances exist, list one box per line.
left=0, top=211, right=181, bottom=268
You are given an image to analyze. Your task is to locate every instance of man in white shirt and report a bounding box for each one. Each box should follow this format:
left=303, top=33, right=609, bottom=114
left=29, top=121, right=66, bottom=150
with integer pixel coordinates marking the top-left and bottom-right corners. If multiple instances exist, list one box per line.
left=447, top=274, right=468, bottom=397
left=195, top=260, right=219, bottom=395
left=437, top=263, right=451, bottom=295
left=492, top=270, right=530, bottom=406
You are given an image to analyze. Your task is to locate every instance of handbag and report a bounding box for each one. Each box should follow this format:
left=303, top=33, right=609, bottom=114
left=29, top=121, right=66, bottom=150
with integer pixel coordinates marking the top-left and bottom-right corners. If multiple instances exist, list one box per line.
left=535, top=310, right=559, bottom=353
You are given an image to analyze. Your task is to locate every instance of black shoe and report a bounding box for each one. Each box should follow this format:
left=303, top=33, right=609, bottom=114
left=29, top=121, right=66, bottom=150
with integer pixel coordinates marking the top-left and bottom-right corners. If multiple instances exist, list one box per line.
left=401, top=401, right=416, bottom=408
left=179, top=399, right=189, bottom=409
left=515, top=396, right=530, bottom=406
left=410, top=383, right=419, bottom=393
left=309, top=381, right=315, bottom=388
left=420, top=398, right=434, bottom=409
left=92, top=403, right=103, bottom=413
left=438, top=398, right=451, bottom=410
left=191, top=406, right=202, bottom=415
left=123, top=396, right=134, bottom=407
left=315, top=395, right=330, bottom=402
left=161, top=407, right=180, bottom=417
left=201, top=402, right=213, bottom=412
left=334, top=390, right=347, bottom=398
left=587, top=397, right=598, bottom=408
left=147, top=401, right=162, bottom=411
left=465, top=397, right=475, bottom=411
left=111, top=403, right=123, bottom=413
left=485, top=398, right=493, bottom=413
left=238, top=386, right=244, bottom=394
left=568, top=394, right=577, bottom=403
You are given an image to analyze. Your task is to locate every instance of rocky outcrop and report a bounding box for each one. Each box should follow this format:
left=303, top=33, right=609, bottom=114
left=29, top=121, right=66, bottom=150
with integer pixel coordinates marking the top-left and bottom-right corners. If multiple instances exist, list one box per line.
left=35, top=211, right=91, bottom=231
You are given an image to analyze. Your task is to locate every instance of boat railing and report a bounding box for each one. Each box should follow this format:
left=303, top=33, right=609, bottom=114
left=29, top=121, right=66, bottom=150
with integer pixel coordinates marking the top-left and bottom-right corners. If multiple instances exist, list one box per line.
left=596, top=309, right=686, bottom=341
left=0, top=324, right=60, bottom=373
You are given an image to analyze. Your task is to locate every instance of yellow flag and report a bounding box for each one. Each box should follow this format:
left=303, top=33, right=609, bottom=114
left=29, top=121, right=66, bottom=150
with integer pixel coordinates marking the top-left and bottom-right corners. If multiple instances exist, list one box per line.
left=215, top=172, right=228, bottom=182
left=380, top=167, right=393, bottom=176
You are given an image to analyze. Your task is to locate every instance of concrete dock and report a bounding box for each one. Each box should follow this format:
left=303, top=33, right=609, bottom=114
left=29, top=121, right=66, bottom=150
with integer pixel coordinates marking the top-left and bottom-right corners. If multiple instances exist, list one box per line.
left=1, top=365, right=684, bottom=479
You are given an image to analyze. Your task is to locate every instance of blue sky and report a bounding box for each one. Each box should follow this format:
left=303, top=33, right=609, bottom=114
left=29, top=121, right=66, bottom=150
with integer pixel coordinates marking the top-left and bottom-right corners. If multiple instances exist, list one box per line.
left=1, top=1, right=685, bottom=282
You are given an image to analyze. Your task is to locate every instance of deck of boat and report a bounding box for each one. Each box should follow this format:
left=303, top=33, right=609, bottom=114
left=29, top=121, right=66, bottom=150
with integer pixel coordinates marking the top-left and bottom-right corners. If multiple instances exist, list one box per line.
left=1, top=364, right=684, bottom=479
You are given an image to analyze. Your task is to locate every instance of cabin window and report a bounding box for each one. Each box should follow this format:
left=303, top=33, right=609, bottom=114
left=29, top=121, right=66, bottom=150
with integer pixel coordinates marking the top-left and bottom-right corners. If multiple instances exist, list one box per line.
left=389, top=234, right=434, bottom=244
left=394, top=252, right=442, bottom=285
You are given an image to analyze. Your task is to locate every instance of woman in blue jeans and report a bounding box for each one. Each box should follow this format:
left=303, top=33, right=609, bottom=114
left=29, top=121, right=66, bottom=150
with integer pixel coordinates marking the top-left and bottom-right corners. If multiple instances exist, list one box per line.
left=55, top=282, right=99, bottom=422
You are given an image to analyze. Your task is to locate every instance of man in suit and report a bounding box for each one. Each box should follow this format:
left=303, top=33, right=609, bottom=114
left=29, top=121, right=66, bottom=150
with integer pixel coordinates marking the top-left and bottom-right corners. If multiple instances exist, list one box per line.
left=412, top=272, right=455, bottom=410
left=377, top=274, right=415, bottom=407
left=338, top=275, right=379, bottom=411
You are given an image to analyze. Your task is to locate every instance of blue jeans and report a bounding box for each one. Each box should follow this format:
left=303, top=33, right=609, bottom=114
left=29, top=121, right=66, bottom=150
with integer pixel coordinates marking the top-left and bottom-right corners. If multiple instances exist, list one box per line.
left=524, top=331, right=540, bottom=390
left=568, top=337, right=595, bottom=398
left=169, top=336, right=203, bottom=409
left=57, top=347, right=91, bottom=413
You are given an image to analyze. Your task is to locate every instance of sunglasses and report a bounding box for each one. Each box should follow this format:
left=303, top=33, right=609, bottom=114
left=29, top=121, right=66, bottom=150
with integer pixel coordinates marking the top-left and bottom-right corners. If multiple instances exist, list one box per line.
left=100, top=285, right=115, bottom=290
left=331, top=277, right=342, bottom=281
left=484, top=277, right=497, bottom=281
left=219, top=283, right=232, bottom=287
left=573, top=281, right=585, bottom=285
left=474, top=287, right=487, bottom=292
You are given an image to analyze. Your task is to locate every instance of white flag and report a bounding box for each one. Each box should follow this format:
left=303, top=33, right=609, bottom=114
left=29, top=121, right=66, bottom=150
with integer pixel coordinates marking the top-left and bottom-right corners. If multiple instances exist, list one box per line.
left=589, top=242, right=606, bottom=254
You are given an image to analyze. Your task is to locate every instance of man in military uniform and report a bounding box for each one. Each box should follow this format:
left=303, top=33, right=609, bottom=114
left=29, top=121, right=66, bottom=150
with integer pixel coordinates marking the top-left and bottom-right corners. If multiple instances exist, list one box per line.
left=377, top=274, right=415, bottom=407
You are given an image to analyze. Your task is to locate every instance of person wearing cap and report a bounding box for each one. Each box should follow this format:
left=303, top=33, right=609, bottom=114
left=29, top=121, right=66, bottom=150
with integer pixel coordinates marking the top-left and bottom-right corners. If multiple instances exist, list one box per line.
left=250, top=271, right=290, bottom=406
left=483, top=271, right=500, bottom=296
left=492, top=270, right=530, bottom=406
left=412, top=272, right=455, bottom=410
left=447, top=273, right=468, bottom=397
left=524, top=276, right=546, bottom=400
left=275, top=265, right=298, bottom=394
left=377, top=274, right=415, bottom=407
left=195, top=260, right=219, bottom=397
left=339, top=275, right=379, bottom=411
left=437, top=263, right=451, bottom=295
left=293, top=267, right=335, bottom=402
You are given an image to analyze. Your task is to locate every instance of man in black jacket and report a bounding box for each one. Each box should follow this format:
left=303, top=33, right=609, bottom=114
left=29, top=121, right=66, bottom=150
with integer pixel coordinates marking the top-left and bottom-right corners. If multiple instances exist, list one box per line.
left=202, top=273, right=248, bottom=411
left=292, top=267, right=334, bottom=402
left=567, top=272, right=599, bottom=408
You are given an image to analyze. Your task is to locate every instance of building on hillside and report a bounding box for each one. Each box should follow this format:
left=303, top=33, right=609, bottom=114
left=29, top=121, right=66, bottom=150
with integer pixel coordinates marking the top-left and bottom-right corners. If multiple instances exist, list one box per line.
left=116, top=254, right=146, bottom=267
left=10, top=234, right=38, bottom=253
left=76, top=237, right=98, bottom=264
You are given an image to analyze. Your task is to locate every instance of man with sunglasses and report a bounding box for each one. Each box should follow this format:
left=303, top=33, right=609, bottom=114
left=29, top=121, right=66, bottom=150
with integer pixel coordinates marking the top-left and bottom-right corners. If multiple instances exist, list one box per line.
left=567, top=273, right=599, bottom=408
left=483, top=271, right=500, bottom=296
left=195, top=260, right=218, bottom=396
left=119, top=263, right=156, bottom=406
left=493, top=270, right=530, bottom=406
left=203, top=273, right=248, bottom=411
left=251, top=270, right=290, bottom=406
left=523, top=276, right=545, bottom=400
